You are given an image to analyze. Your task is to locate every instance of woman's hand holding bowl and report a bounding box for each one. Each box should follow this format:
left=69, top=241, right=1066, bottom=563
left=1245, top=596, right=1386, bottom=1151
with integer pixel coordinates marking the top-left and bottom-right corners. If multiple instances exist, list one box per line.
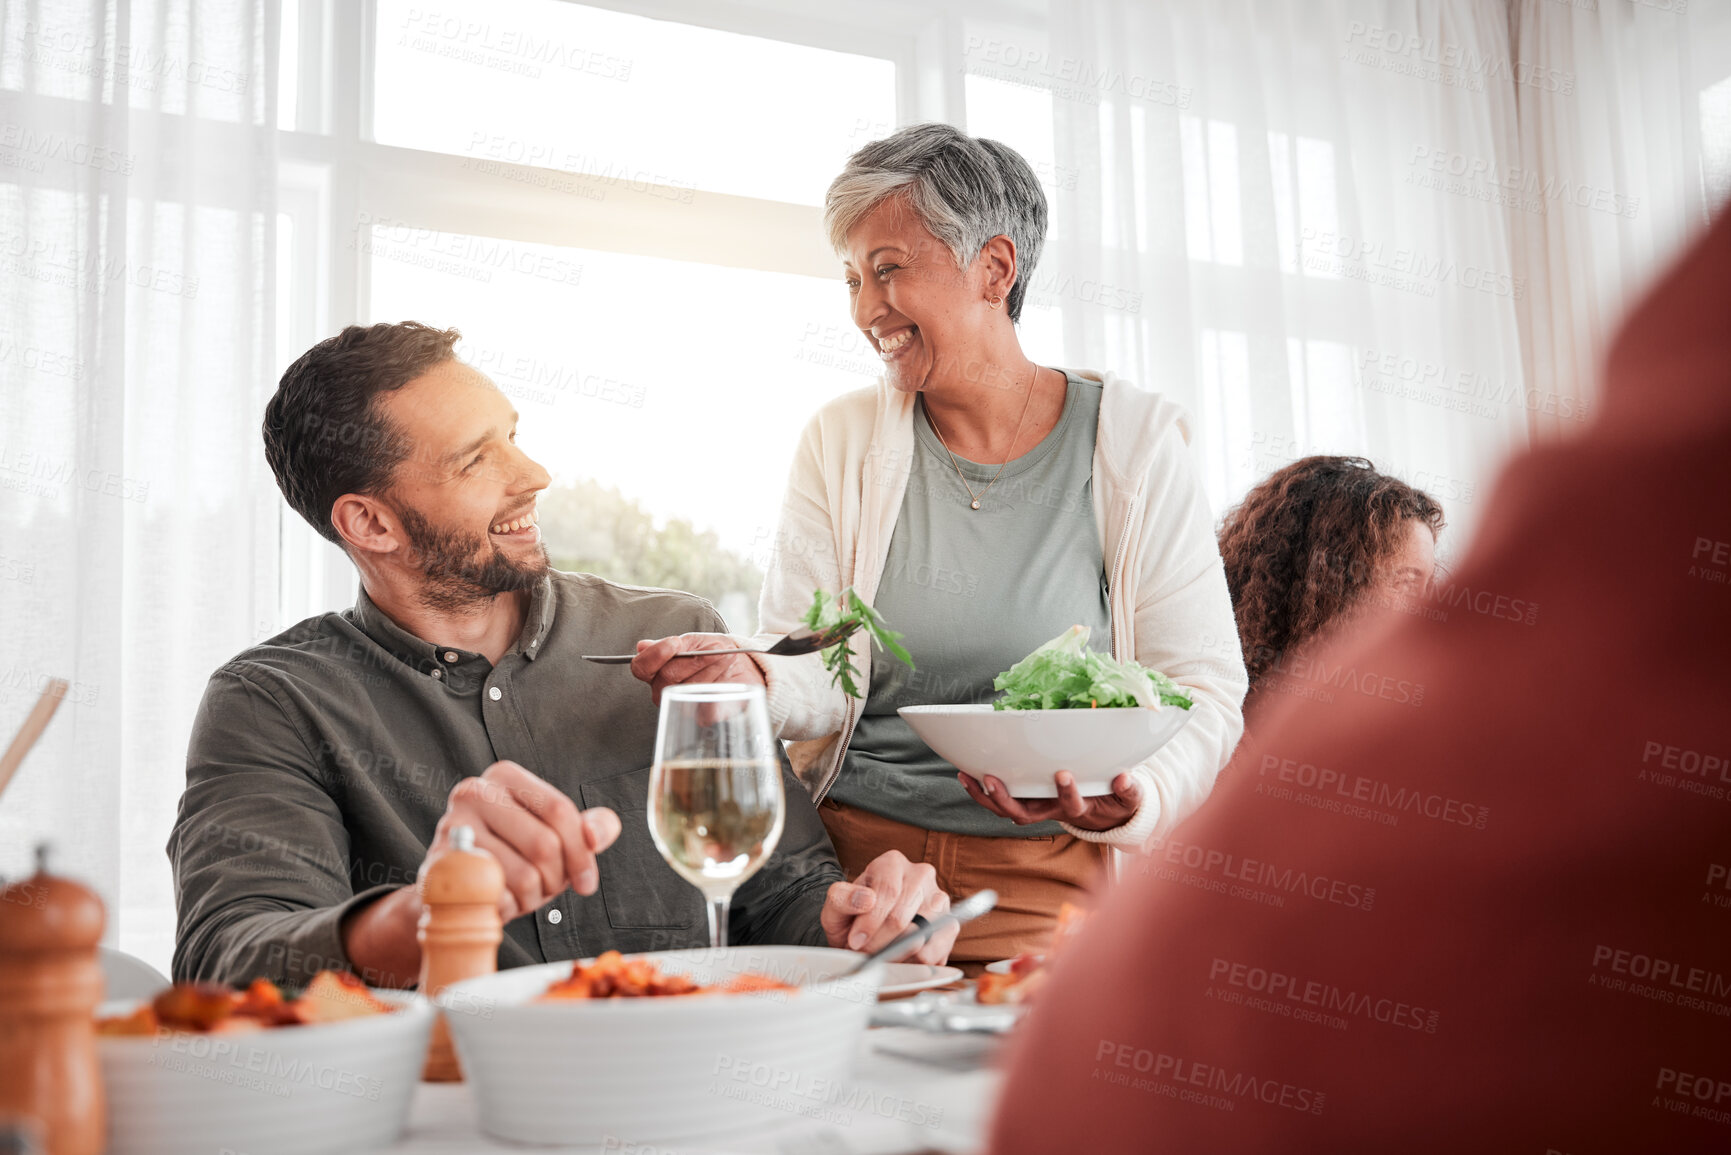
left=959, top=769, right=1141, bottom=832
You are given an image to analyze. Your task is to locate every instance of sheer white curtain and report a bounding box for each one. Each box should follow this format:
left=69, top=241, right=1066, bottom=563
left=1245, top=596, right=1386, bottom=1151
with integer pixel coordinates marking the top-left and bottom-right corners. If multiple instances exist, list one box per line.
left=0, top=0, right=1724, bottom=981
left=0, top=1, right=277, bottom=973
left=1510, top=0, right=1714, bottom=440
left=1025, top=0, right=1530, bottom=547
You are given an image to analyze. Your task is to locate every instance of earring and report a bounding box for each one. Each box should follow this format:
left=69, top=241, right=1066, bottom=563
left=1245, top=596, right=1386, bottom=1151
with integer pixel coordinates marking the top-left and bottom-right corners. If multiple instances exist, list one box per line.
left=987, top=295, right=1003, bottom=308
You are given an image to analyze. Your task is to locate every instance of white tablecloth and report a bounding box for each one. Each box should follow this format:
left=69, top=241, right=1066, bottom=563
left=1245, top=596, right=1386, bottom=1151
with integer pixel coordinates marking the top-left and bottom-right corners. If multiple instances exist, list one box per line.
left=371, top=1028, right=1005, bottom=1155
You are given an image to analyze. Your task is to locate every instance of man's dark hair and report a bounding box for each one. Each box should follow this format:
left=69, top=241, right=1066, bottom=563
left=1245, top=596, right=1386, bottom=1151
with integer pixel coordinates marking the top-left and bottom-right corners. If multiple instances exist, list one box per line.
left=264, top=322, right=461, bottom=546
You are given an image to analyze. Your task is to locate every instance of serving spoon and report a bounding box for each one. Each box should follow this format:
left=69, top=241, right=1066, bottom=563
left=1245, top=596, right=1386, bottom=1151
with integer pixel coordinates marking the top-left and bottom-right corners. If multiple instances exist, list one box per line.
left=582, top=620, right=861, bottom=665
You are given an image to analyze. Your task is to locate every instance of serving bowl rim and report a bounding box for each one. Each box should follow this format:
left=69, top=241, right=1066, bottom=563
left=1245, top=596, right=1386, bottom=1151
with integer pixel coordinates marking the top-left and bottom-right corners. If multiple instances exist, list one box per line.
left=95, top=986, right=430, bottom=1048
left=434, top=947, right=881, bottom=1018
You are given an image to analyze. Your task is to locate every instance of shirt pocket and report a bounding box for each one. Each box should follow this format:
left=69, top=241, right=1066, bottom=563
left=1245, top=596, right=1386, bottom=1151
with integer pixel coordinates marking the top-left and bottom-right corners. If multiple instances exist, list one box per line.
left=579, top=766, right=704, bottom=930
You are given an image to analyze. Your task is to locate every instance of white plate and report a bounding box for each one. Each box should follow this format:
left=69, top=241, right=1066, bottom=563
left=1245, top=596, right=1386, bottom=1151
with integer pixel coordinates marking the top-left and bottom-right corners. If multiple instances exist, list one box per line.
left=870, top=988, right=1027, bottom=1034
left=984, top=955, right=1044, bottom=975
left=878, top=963, right=964, bottom=997
left=899, top=703, right=1194, bottom=796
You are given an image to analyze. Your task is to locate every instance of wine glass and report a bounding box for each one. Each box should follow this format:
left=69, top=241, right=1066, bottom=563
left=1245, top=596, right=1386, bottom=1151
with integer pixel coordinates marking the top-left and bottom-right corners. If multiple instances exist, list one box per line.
left=647, top=683, right=784, bottom=950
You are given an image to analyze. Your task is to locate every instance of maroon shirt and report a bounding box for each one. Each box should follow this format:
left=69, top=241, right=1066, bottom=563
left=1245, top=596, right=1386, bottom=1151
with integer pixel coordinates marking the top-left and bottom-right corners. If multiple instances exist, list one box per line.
left=990, top=210, right=1731, bottom=1153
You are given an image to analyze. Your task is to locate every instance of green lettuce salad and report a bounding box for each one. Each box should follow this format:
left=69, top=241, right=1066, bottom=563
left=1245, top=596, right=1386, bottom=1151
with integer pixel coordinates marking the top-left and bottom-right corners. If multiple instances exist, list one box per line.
left=801, top=587, right=914, bottom=700
left=993, top=626, right=1193, bottom=711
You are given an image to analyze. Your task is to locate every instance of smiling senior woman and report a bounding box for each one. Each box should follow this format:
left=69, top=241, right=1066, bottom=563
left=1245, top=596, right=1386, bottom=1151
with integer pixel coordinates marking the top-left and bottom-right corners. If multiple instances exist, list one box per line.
left=634, top=123, right=1248, bottom=963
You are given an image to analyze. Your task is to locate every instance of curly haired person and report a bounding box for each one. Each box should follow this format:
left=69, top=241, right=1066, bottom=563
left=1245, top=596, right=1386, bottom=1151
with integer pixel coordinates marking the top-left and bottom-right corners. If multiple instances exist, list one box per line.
left=1217, top=456, right=1443, bottom=709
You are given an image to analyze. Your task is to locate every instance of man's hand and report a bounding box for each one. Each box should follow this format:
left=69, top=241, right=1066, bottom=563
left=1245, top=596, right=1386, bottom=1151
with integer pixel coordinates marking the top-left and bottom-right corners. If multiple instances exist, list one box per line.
left=341, top=760, right=622, bottom=983
left=960, top=770, right=1142, bottom=833
left=630, top=633, right=766, bottom=707
left=820, top=850, right=955, bottom=965
left=426, top=759, right=623, bottom=921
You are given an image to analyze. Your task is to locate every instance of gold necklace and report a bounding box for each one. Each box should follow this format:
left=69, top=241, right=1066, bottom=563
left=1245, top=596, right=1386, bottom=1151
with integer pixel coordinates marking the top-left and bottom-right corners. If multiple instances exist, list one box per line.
left=925, top=364, right=1041, bottom=511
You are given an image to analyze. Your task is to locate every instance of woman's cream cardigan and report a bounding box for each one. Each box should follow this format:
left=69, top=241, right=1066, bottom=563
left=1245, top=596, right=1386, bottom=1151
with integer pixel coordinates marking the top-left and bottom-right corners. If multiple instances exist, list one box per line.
left=745, top=370, right=1249, bottom=852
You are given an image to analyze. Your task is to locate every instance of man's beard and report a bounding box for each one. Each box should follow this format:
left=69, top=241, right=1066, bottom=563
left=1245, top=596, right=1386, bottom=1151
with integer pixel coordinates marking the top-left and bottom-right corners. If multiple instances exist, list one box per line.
left=396, top=505, right=549, bottom=613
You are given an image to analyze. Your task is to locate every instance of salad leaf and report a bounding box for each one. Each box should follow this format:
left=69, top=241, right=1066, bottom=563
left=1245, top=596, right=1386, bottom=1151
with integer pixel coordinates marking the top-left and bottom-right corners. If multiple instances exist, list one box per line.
left=992, top=626, right=1194, bottom=711
left=801, top=587, right=914, bottom=699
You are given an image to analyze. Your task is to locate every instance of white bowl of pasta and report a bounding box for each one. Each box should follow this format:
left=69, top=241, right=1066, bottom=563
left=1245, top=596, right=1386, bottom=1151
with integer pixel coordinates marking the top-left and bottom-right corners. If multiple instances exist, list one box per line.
left=435, top=945, right=882, bottom=1147
left=95, top=976, right=432, bottom=1155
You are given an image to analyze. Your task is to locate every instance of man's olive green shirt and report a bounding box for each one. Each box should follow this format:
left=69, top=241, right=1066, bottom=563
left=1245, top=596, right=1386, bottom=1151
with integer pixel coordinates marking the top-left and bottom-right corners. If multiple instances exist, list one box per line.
left=168, top=571, right=840, bottom=987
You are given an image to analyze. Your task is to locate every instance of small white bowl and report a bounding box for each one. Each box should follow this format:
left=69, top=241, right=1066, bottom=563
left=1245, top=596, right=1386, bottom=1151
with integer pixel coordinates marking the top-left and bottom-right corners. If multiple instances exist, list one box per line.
left=97, top=989, right=433, bottom=1155
left=899, top=703, right=1194, bottom=796
left=437, top=946, right=881, bottom=1147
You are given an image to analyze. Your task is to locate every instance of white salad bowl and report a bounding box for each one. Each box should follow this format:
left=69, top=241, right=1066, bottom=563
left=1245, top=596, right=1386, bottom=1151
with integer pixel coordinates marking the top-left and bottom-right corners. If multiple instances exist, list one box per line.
left=899, top=702, right=1194, bottom=796
left=436, top=945, right=882, bottom=1147
left=96, top=989, right=433, bottom=1155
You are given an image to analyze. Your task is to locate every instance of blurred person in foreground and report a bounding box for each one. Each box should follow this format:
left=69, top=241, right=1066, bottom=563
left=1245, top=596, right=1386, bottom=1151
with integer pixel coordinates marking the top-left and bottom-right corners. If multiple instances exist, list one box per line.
left=989, top=207, right=1731, bottom=1149
left=631, top=123, right=1247, bottom=965
left=1218, top=456, right=1443, bottom=712
left=168, top=322, right=952, bottom=988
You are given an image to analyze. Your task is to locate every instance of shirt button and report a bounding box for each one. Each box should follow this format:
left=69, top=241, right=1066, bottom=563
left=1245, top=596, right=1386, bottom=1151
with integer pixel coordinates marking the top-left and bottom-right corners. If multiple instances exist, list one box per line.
left=430, top=668, right=443, bottom=679
left=488, top=686, right=502, bottom=701
left=444, top=651, right=460, bottom=663
left=547, top=908, right=562, bottom=925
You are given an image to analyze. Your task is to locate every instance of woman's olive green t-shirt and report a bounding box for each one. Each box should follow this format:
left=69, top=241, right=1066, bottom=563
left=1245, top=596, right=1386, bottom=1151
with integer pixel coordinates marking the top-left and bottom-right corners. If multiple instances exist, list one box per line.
left=831, top=372, right=1112, bottom=837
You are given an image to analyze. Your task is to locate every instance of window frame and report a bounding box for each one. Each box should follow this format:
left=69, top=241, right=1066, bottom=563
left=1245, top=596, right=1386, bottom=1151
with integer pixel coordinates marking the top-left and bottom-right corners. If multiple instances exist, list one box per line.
left=272, top=0, right=960, bottom=625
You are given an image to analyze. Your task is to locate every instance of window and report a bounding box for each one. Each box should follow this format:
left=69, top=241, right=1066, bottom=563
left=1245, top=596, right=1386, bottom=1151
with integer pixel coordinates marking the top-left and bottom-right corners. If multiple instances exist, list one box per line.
left=963, top=71, right=1067, bottom=367
left=1287, top=337, right=1361, bottom=458
left=1198, top=327, right=1250, bottom=508
left=374, top=0, right=894, bottom=206
left=1269, top=130, right=1339, bottom=277
left=1700, top=73, right=1731, bottom=213
left=277, top=0, right=904, bottom=630
left=1181, top=116, right=1243, bottom=266
left=365, top=232, right=876, bottom=628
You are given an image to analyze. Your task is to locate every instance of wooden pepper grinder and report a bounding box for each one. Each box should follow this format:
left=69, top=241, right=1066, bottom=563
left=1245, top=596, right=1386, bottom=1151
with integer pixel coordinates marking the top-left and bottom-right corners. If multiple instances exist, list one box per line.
left=417, top=825, right=504, bottom=1082
left=0, top=845, right=105, bottom=1155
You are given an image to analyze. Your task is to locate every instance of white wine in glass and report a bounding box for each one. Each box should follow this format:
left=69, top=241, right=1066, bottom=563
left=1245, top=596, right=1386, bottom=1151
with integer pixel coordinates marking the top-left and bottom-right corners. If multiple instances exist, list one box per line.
left=648, top=684, right=784, bottom=949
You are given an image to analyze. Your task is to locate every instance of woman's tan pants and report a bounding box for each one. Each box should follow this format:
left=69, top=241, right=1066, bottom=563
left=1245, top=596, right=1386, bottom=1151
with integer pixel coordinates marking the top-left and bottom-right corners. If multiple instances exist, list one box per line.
left=819, top=798, right=1110, bottom=970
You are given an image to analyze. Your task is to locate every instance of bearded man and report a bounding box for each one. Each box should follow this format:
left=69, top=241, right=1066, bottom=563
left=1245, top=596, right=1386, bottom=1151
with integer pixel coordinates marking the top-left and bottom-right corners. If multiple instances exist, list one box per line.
left=168, top=321, right=953, bottom=987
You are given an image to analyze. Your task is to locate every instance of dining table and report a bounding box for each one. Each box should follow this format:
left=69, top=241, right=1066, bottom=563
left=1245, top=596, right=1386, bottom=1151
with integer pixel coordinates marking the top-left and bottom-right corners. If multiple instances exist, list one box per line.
left=370, top=1019, right=1006, bottom=1155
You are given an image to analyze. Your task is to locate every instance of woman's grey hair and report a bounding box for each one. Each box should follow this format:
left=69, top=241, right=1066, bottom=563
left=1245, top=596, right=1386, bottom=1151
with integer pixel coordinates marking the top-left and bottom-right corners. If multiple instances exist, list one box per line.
left=823, top=122, right=1048, bottom=323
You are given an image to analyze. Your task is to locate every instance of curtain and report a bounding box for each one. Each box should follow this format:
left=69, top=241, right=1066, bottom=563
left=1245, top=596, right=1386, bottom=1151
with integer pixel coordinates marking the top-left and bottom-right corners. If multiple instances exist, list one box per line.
left=0, top=0, right=1721, bottom=980
left=0, top=0, right=277, bottom=973
left=1022, top=0, right=1714, bottom=545
left=1509, top=0, right=1711, bottom=441
left=1029, top=0, right=1526, bottom=546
